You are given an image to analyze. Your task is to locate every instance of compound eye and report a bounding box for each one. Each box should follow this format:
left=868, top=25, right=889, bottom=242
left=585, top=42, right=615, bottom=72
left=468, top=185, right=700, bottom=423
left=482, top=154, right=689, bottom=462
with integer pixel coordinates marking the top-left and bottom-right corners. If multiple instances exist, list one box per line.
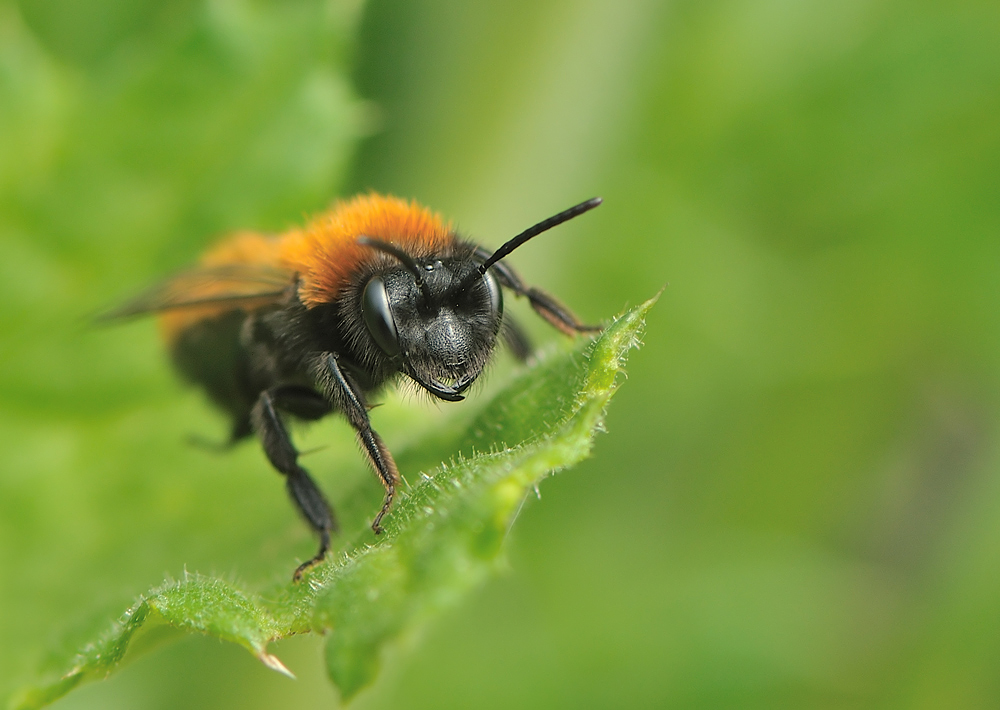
left=483, top=269, right=503, bottom=319
left=362, top=277, right=400, bottom=357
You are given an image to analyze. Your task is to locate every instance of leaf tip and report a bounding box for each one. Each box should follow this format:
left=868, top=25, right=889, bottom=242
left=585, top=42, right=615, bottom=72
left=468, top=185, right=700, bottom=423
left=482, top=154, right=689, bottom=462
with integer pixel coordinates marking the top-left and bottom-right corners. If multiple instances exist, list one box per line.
left=258, top=651, right=296, bottom=679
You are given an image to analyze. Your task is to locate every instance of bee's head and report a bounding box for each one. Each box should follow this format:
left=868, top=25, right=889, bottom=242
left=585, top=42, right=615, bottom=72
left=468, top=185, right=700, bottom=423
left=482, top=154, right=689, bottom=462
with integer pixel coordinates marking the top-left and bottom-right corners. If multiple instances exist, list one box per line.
left=359, top=244, right=502, bottom=401
left=356, top=196, right=601, bottom=401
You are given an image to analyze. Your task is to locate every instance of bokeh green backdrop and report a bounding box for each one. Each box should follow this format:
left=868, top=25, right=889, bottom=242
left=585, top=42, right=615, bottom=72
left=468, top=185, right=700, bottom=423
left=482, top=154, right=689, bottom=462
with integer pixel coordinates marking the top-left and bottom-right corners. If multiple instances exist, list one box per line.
left=3, top=0, right=1000, bottom=707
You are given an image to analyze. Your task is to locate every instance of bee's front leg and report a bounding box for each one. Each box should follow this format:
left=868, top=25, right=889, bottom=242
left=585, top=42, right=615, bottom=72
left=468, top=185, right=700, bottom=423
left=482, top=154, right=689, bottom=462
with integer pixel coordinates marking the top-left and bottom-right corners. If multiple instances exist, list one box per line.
left=474, top=247, right=601, bottom=336
left=313, top=352, right=401, bottom=535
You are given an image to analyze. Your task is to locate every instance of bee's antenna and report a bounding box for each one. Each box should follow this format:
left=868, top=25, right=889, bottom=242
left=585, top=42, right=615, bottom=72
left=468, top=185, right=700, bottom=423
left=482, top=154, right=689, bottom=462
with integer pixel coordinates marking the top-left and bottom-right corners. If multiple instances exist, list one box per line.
left=358, top=237, right=433, bottom=302
left=480, top=197, right=601, bottom=273
left=460, top=197, right=602, bottom=292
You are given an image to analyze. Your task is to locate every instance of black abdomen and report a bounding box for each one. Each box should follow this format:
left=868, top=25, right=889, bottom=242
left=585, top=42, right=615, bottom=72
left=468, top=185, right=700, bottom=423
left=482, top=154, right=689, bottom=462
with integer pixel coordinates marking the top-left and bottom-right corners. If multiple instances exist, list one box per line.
left=170, top=310, right=256, bottom=441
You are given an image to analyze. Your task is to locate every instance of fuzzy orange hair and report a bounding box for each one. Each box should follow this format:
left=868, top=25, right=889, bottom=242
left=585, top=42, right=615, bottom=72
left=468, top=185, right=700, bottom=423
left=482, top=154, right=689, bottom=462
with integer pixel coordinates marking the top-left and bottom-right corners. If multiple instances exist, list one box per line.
left=158, top=194, right=452, bottom=341
left=281, top=193, right=454, bottom=307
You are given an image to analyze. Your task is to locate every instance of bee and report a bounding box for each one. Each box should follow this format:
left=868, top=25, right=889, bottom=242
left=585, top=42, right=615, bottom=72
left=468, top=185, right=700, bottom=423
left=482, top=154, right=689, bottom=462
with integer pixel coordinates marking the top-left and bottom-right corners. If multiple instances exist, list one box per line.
left=112, top=193, right=601, bottom=580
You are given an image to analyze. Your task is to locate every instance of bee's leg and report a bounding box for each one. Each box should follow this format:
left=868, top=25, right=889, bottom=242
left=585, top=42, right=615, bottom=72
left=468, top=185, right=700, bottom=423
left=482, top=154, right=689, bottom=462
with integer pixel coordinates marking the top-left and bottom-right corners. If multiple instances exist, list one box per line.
left=502, top=315, right=532, bottom=362
left=314, top=353, right=400, bottom=535
left=477, top=251, right=601, bottom=336
left=252, top=387, right=336, bottom=582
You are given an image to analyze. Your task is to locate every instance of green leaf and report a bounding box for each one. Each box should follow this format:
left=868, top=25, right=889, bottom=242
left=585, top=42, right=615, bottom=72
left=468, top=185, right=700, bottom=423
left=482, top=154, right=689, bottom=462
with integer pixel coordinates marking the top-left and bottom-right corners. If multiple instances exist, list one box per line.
left=10, top=297, right=654, bottom=708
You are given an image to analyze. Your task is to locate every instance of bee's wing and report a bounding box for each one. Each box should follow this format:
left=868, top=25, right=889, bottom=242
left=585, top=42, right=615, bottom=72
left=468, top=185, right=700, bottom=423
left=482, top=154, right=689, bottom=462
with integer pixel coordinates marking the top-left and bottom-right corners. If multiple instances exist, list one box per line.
left=102, top=263, right=295, bottom=320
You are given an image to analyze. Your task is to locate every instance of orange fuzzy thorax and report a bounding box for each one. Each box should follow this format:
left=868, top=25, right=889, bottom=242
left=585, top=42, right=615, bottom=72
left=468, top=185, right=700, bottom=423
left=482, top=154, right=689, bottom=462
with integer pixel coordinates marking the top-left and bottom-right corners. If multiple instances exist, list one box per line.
left=158, top=194, right=452, bottom=343
left=281, top=193, right=454, bottom=307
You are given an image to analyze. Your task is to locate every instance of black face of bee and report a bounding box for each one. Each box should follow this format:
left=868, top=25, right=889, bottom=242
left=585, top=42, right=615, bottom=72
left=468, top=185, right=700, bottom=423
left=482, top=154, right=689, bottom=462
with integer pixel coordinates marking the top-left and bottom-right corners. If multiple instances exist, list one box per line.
left=360, top=257, right=503, bottom=401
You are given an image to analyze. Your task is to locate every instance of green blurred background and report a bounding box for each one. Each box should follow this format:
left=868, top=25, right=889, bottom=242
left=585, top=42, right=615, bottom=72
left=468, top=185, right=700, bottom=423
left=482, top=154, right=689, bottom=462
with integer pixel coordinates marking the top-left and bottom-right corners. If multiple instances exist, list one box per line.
left=3, top=0, right=1000, bottom=707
